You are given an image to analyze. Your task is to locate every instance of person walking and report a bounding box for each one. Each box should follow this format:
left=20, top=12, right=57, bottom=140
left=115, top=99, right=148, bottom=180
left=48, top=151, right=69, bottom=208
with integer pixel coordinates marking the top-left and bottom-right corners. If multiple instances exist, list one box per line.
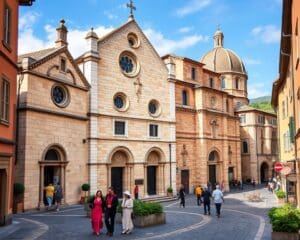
left=212, top=185, right=224, bottom=218
left=134, top=185, right=139, bottom=200
left=121, top=191, right=134, bottom=235
left=44, top=183, right=55, bottom=210
left=104, top=187, right=118, bottom=237
left=54, top=182, right=63, bottom=211
left=202, top=187, right=211, bottom=215
left=179, top=185, right=185, bottom=208
left=195, top=185, right=202, bottom=206
left=90, top=190, right=105, bottom=236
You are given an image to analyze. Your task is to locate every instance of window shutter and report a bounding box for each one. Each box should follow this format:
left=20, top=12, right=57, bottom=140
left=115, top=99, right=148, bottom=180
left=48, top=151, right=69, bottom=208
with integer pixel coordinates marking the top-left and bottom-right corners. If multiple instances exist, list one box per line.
left=289, top=117, right=295, bottom=143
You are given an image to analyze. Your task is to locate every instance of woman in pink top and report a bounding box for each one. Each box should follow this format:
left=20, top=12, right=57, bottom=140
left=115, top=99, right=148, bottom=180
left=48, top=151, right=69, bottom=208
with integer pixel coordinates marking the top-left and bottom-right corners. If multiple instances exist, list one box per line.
left=91, top=190, right=105, bottom=235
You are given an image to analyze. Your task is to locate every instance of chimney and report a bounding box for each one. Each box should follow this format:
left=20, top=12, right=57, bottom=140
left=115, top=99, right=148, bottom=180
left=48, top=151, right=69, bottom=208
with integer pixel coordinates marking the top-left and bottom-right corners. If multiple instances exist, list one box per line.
left=55, top=19, right=68, bottom=48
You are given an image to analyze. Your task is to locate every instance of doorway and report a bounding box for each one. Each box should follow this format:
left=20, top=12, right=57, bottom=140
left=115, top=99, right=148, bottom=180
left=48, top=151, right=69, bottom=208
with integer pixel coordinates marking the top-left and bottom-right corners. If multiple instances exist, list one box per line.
left=209, top=165, right=217, bottom=185
left=111, top=167, right=123, bottom=198
left=260, top=162, right=269, bottom=183
left=147, top=166, right=157, bottom=195
left=181, top=170, right=189, bottom=194
left=0, top=169, right=7, bottom=226
left=43, top=166, right=61, bottom=205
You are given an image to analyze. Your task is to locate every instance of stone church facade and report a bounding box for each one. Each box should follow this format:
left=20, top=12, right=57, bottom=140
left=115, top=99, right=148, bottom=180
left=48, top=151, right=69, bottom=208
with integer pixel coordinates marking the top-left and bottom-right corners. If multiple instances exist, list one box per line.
left=15, top=20, right=90, bottom=209
left=162, top=55, right=241, bottom=192
left=76, top=16, right=176, bottom=198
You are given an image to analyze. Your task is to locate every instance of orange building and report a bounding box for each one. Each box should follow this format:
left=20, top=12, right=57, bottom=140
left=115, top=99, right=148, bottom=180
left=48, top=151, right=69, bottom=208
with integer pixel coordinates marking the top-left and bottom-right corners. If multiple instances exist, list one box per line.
left=0, top=0, right=34, bottom=226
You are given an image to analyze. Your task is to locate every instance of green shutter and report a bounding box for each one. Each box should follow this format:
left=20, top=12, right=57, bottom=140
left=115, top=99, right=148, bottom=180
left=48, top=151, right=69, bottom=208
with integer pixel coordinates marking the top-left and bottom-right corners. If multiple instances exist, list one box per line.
left=289, top=117, right=295, bottom=143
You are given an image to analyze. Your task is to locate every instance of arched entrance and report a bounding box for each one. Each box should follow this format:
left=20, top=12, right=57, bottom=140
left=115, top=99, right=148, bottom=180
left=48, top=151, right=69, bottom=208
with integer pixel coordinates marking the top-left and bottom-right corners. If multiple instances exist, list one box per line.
left=39, top=145, right=68, bottom=208
left=145, top=148, right=165, bottom=196
left=260, top=162, right=269, bottom=183
left=208, top=150, right=219, bottom=188
left=110, top=150, right=129, bottom=198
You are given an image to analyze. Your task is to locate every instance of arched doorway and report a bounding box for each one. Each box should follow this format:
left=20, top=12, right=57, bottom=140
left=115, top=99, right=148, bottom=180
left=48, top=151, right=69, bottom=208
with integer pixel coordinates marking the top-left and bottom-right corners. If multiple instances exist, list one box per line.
left=110, top=150, right=129, bottom=198
left=208, top=150, right=219, bottom=188
left=39, top=145, right=67, bottom=208
left=260, top=162, right=269, bottom=183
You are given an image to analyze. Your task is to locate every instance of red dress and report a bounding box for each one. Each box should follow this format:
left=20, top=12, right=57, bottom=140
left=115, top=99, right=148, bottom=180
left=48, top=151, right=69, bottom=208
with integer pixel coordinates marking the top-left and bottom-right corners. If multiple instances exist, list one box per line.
left=91, top=198, right=103, bottom=234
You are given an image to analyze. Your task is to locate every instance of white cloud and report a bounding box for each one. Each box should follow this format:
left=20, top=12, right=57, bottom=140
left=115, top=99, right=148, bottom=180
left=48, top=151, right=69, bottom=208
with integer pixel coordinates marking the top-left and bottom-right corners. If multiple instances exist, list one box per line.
left=250, top=25, right=280, bottom=44
left=144, top=28, right=208, bottom=56
left=248, top=83, right=270, bottom=99
left=104, top=10, right=118, bottom=20
left=178, top=27, right=194, bottom=33
left=243, top=57, right=261, bottom=65
left=18, top=17, right=114, bottom=57
left=176, top=0, right=212, bottom=17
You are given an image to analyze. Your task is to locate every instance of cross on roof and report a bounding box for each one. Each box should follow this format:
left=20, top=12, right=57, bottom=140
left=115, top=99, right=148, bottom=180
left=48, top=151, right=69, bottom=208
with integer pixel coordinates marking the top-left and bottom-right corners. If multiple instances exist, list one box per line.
left=127, top=0, right=136, bottom=18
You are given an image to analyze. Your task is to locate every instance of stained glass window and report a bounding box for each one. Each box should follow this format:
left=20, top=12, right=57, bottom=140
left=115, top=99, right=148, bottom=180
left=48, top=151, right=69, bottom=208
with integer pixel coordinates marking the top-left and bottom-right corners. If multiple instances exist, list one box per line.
left=148, top=102, right=157, bottom=114
left=114, top=96, right=124, bottom=109
left=53, top=86, right=65, bottom=104
left=120, top=56, right=134, bottom=73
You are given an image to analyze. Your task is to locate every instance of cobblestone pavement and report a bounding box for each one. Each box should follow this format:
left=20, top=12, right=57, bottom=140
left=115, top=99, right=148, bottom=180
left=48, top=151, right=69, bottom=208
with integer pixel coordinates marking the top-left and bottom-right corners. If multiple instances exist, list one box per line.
left=2, top=185, right=278, bottom=240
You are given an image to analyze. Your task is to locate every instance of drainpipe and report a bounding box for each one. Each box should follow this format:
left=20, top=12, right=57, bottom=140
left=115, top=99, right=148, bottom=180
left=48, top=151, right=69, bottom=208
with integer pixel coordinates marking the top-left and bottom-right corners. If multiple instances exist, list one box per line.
left=15, top=73, right=24, bottom=165
left=169, top=143, right=172, bottom=187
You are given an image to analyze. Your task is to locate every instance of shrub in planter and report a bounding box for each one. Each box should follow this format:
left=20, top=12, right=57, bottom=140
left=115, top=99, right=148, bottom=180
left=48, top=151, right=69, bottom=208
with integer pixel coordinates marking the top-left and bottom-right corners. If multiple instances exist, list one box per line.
left=84, top=194, right=95, bottom=217
left=268, top=204, right=300, bottom=233
left=80, top=183, right=90, bottom=203
left=275, top=190, right=286, bottom=199
left=167, top=186, right=173, bottom=196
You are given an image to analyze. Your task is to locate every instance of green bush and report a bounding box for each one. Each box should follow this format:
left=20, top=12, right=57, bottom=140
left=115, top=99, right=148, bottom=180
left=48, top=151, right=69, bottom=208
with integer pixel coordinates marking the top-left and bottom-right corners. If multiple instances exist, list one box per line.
left=117, top=199, right=163, bottom=217
left=167, top=186, right=173, bottom=193
left=268, top=204, right=300, bottom=232
left=81, top=183, right=90, bottom=192
left=14, top=183, right=25, bottom=195
left=275, top=189, right=286, bottom=199
left=87, top=194, right=95, bottom=203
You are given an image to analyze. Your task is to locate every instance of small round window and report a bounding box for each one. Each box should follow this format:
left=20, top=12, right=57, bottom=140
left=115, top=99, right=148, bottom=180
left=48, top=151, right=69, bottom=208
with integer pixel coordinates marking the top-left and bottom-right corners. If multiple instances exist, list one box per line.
left=148, top=100, right=161, bottom=117
left=119, top=51, right=140, bottom=77
left=51, top=85, right=69, bottom=107
left=127, top=32, right=140, bottom=48
left=113, top=93, right=129, bottom=112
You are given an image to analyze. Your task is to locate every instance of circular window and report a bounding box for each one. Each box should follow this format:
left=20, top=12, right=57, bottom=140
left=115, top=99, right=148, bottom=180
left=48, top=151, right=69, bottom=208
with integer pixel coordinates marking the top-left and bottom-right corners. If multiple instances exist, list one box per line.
left=127, top=32, right=140, bottom=48
left=113, top=93, right=129, bottom=112
left=119, top=51, right=140, bottom=77
left=51, top=85, right=69, bottom=107
left=148, top=100, right=161, bottom=117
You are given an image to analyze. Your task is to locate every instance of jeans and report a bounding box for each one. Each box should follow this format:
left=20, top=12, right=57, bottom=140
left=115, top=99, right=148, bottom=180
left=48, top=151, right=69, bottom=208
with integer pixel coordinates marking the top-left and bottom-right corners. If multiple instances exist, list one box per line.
left=215, top=203, right=222, bottom=216
left=197, top=195, right=202, bottom=206
left=105, top=209, right=116, bottom=234
left=47, top=197, right=53, bottom=207
left=204, top=202, right=210, bottom=214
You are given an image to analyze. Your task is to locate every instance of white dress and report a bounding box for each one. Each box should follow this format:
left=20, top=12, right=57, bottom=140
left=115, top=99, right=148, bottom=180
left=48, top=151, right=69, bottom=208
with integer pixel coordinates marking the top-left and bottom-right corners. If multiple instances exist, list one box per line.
left=122, top=198, right=134, bottom=232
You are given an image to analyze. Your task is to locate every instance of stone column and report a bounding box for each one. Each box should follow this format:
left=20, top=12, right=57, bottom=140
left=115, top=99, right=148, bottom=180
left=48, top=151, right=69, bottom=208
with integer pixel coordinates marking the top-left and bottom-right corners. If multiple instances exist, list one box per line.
left=62, top=165, right=66, bottom=204
left=38, top=165, right=44, bottom=209
left=144, top=164, right=147, bottom=196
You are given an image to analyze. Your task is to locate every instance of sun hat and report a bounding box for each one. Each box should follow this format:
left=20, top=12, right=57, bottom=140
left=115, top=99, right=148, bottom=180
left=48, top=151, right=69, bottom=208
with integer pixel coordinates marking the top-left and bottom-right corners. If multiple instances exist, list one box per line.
left=123, top=190, right=131, bottom=196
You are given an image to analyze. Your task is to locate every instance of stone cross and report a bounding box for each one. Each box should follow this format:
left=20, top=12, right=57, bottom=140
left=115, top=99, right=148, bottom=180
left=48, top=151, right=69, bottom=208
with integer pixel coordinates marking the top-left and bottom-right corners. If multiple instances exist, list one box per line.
left=127, top=0, right=136, bottom=18
left=134, top=77, right=142, bottom=101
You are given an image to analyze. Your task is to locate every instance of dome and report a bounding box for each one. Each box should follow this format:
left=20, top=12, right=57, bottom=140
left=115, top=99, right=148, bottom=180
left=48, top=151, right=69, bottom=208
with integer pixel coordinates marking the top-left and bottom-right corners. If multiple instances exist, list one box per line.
left=85, top=27, right=99, bottom=39
left=200, top=30, right=247, bottom=75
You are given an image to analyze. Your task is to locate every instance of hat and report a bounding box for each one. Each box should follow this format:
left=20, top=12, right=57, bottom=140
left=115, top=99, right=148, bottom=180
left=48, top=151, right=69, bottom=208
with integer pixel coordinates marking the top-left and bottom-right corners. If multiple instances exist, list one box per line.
left=123, top=190, right=131, bottom=196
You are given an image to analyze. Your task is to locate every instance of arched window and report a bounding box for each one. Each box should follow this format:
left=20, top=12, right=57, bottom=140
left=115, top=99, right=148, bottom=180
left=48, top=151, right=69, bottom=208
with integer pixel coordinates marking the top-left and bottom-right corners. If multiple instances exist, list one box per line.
left=226, top=99, right=229, bottom=112
left=45, top=149, right=59, bottom=161
left=182, top=90, right=188, bottom=106
left=235, top=78, right=239, bottom=89
left=209, top=77, right=214, bottom=88
left=208, top=151, right=218, bottom=161
left=242, top=141, right=248, bottom=153
left=221, top=78, right=226, bottom=89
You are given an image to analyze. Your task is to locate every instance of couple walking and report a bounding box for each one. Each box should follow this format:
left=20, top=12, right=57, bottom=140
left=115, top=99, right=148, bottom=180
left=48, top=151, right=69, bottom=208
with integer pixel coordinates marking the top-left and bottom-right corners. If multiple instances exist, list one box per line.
left=90, top=187, right=134, bottom=236
left=202, top=185, right=224, bottom=218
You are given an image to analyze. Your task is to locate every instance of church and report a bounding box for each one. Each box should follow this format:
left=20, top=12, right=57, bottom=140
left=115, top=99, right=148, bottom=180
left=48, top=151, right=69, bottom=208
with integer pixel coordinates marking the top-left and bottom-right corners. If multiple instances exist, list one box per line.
left=14, top=1, right=277, bottom=210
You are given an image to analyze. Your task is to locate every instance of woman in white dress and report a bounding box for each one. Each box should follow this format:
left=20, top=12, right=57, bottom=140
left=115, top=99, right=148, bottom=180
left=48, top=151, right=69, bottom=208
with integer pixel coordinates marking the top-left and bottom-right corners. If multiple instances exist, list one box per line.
left=121, top=190, right=134, bottom=234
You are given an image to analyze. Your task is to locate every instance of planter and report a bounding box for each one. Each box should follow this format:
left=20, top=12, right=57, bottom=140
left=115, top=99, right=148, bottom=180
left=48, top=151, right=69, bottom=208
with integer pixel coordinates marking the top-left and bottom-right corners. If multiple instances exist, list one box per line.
left=167, top=192, right=173, bottom=197
left=272, top=231, right=299, bottom=240
left=13, top=202, right=24, bottom=214
left=80, top=196, right=87, bottom=204
left=133, top=213, right=166, bottom=228
left=278, top=198, right=286, bottom=204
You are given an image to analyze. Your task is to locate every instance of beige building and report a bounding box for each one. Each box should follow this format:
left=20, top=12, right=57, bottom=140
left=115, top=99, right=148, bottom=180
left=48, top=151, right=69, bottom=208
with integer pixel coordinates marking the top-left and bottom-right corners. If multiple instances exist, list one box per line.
left=237, top=106, right=278, bottom=183
left=162, top=54, right=241, bottom=192
left=15, top=20, right=90, bottom=210
left=76, top=15, right=176, bottom=198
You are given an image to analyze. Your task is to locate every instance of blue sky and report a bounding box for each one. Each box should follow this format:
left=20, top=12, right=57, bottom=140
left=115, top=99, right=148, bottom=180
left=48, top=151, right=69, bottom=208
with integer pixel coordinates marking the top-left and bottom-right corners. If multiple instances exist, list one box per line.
left=19, top=0, right=282, bottom=99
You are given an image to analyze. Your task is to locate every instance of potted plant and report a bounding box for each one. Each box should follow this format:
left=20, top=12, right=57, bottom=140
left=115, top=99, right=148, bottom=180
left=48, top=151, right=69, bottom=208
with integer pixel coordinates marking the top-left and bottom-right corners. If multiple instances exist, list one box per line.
left=275, top=189, right=286, bottom=204
left=13, top=183, right=25, bottom=213
left=167, top=186, right=173, bottom=197
left=80, top=183, right=90, bottom=204
left=268, top=204, right=300, bottom=240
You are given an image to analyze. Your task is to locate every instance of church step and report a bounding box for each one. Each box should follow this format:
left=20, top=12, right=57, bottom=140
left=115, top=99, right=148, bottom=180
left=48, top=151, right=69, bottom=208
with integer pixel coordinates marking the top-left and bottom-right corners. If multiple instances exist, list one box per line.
left=141, top=195, right=177, bottom=203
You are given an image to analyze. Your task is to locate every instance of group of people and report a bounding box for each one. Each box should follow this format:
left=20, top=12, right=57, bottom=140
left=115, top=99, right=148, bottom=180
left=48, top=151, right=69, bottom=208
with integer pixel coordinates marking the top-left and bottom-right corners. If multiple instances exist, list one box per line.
left=89, top=187, right=134, bottom=237
left=44, top=182, right=63, bottom=211
left=179, top=184, right=225, bottom=218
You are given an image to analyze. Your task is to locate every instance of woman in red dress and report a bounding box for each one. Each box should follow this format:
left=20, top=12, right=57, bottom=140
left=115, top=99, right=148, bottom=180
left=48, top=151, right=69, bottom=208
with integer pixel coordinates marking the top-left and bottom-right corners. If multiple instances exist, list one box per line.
left=91, top=190, right=105, bottom=235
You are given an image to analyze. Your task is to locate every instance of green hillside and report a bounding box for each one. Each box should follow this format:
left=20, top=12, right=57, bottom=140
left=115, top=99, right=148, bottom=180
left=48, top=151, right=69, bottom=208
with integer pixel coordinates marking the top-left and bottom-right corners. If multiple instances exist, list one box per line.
left=249, top=96, right=274, bottom=113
